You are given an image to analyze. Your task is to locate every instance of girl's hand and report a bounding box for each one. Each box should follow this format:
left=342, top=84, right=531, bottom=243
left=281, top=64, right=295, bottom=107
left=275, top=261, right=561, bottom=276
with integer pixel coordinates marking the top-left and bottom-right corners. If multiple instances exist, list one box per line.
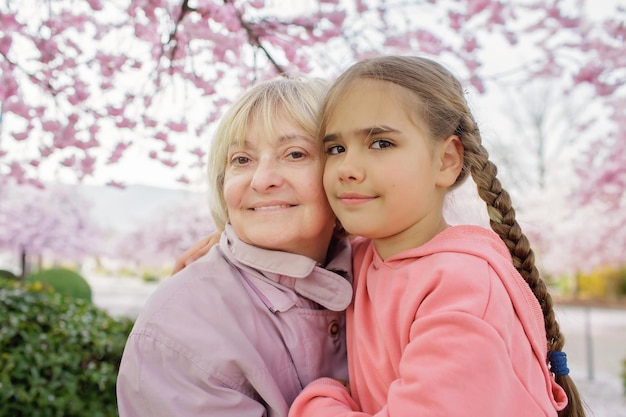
left=172, top=232, right=221, bottom=274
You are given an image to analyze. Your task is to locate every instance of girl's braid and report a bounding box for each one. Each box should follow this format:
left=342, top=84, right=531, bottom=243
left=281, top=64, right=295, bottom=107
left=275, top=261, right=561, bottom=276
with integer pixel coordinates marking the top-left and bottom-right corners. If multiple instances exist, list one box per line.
left=458, top=113, right=586, bottom=417
left=457, top=114, right=563, bottom=352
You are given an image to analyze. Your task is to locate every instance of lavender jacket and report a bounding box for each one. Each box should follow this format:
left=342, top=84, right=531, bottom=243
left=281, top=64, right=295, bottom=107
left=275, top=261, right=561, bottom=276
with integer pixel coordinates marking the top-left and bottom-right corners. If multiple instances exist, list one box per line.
left=116, top=225, right=353, bottom=417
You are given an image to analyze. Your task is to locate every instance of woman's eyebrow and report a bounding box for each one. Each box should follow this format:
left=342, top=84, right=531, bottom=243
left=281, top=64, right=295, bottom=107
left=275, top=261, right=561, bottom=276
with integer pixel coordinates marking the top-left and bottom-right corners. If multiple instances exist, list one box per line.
left=277, top=133, right=316, bottom=145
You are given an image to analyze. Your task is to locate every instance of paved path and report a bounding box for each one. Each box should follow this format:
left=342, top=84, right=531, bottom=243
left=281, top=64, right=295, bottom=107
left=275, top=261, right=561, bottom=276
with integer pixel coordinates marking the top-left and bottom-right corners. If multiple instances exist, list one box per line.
left=87, top=275, right=626, bottom=416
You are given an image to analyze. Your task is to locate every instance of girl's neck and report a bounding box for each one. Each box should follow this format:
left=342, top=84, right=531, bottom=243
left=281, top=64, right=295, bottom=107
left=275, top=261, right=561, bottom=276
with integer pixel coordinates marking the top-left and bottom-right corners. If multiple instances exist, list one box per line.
left=373, top=215, right=449, bottom=260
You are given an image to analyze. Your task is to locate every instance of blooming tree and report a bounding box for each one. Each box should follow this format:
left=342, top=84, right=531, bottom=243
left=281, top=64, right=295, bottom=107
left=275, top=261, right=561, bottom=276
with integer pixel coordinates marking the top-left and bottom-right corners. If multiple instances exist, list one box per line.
left=1, top=0, right=625, bottom=272
left=1, top=0, right=620, bottom=184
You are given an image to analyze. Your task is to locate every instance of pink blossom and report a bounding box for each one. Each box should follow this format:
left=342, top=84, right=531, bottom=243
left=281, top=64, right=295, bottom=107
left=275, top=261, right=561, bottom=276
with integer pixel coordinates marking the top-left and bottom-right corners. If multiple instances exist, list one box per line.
left=116, top=118, right=137, bottom=129
left=190, top=147, right=206, bottom=159
left=12, top=131, right=29, bottom=141
left=80, top=155, right=96, bottom=176
left=448, top=12, right=463, bottom=31
left=0, top=13, right=20, bottom=31
left=467, top=0, right=490, bottom=16
left=324, top=11, right=346, bottom=26
left=166, top=121, right=187, bottom=132
left=39, top=147, right=54, bottom=158
left=87, top=0, right=103, bottom=11
left=463, top=36, right=478, bottom=53
left=469, top=75, right=485, bottom=94
left=107, top=106, right=125, bottom=117
left=8, top=162, right=26, bottom=183
left=415, top=30, right=444, bottom=55
left=4, top=99, right=30, bottom=118
left=385, top=36, right=411, bottom=49
left=61, top=155, right=76, bottom=167
left=42, top=120, right=62, bottom=133
left=0, top=35, right=12, bottom=55
left=143, top=117, right=158, bottom=128
left=0, top=75, right=18, bottom=100
left=573, top=64, right=603, bottom=84
left=108, top=142, right=130, bottom=164
left=160, top=158, right=178, bottom=167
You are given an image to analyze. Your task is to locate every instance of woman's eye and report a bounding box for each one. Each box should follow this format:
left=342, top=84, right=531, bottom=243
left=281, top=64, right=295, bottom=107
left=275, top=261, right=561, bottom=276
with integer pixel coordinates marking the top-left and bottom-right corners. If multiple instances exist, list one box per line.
left=371, top=139, right=392, bottom=150
left=326, top=145, right=345, bottom=155
left=288, top=151, right=306, bottom=160
left=231, top=156, right=250, bottom=165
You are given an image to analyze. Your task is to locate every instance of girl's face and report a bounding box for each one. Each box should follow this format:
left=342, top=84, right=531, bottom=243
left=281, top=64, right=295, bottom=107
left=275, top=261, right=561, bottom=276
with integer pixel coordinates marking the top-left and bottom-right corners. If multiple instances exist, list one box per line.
left=223, top=111, right=336, bottom=264
left=322, top=79, right=462, bottom=259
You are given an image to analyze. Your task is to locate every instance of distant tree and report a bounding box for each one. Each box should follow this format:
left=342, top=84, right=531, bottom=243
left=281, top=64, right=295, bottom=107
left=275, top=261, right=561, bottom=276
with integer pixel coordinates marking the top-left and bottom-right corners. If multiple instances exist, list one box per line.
left=485, top=78, right=594, bottom=192
left=0, top=181, right=104, bottom=277
left=117, top=194, right=215, bottom=270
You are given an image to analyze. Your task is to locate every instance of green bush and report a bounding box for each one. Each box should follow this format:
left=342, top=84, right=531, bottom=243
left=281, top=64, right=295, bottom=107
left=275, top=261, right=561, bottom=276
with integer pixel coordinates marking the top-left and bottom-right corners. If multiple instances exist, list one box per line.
left=0, top=269, right=17, bottom=280
left=0, top=278, right=134, bottom=417
left=26, top=267, right=92, bottom=302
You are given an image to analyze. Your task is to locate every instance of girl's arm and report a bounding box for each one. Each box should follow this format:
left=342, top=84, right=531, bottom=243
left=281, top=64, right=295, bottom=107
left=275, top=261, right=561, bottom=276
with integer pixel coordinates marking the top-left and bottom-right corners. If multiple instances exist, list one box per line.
left=172, top=232, right=221, bottom=274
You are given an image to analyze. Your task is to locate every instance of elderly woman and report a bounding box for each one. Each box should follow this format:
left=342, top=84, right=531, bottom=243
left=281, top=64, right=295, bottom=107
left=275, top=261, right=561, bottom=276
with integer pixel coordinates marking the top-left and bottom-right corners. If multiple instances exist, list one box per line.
left=116, top=77, right=352, bottom=417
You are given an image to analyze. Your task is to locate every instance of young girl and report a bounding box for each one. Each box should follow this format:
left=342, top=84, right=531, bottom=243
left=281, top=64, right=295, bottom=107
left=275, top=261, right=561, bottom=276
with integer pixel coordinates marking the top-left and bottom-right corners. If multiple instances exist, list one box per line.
left=288, top=56, right=585, bottom=417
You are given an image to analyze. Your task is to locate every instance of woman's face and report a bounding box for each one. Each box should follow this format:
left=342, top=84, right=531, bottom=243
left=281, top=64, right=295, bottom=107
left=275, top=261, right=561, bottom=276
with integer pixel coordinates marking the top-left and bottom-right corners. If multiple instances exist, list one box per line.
left=223, top=112, right=336, bottom=264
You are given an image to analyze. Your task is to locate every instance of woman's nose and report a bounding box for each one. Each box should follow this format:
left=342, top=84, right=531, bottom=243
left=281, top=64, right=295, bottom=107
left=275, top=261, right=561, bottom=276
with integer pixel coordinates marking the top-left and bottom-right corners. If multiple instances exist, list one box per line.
left=250, top=157, right=284, bottom=191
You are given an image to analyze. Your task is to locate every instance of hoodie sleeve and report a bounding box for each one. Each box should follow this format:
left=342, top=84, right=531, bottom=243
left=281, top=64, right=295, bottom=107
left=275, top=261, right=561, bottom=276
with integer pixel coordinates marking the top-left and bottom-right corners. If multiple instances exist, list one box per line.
left=289, top=378, right=364, bottom=417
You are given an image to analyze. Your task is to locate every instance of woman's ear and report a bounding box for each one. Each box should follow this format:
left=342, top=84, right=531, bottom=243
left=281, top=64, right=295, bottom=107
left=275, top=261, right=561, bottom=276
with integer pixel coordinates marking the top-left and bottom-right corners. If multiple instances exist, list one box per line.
left=436, top=135, right=464, bottom=187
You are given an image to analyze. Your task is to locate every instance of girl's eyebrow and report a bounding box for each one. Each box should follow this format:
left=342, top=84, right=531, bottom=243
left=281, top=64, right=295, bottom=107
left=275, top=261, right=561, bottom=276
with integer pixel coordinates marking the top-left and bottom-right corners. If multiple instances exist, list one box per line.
left=323, top=125, right=400, bottom=143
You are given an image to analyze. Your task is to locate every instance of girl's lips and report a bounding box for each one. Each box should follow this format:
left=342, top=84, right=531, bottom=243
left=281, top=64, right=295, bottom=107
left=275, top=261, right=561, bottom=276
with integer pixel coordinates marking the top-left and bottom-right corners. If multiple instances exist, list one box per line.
left=337, top=193, right=376, bottom=206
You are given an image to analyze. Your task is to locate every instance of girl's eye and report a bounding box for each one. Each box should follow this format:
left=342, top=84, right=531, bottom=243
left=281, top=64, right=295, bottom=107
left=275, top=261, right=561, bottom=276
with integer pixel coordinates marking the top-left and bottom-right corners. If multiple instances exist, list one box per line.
left=371, top=139, right=392, bottom=150
left=326, top=145, right=345, bottom=155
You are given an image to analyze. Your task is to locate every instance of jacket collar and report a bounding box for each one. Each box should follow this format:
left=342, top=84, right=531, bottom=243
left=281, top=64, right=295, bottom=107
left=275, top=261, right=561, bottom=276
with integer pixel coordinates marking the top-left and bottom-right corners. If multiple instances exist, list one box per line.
left=220, top=225, right=353, bottom=311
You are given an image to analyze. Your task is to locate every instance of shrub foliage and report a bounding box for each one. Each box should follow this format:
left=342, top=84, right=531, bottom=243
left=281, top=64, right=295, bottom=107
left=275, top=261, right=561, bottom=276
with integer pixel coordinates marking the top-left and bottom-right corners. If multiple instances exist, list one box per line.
left=25, top=267, right=93, bottom=302
left=0, top=279, right=134, bottom=417
left=0, top=269, right=17, bottom=280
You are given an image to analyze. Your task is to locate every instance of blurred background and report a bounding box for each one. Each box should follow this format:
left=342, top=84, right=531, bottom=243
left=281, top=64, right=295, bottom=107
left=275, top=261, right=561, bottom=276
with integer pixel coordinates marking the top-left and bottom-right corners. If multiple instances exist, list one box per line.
left=1, top=0, right=625, bottom=416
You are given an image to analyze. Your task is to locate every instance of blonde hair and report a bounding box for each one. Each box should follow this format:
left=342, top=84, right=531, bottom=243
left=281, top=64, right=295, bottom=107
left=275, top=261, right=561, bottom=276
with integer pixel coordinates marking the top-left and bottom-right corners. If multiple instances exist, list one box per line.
left=321, top=56, right=585, bottom=417
left=207, top=76, right=328, bottom=229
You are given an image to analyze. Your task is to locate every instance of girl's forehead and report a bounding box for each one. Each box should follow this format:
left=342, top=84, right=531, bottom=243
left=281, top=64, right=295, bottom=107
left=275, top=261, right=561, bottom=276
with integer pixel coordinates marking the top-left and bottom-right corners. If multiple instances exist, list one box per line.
left=324, top=79, right=426, bottom=137
left=331, top=79, right=413, bottom=110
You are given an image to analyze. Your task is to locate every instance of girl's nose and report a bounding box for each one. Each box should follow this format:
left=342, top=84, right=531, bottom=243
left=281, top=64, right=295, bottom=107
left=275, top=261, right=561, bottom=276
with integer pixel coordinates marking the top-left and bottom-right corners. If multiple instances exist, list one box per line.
left=336, top=151, right=364, bottom=183
left=250, top=157, right=284, bottom=191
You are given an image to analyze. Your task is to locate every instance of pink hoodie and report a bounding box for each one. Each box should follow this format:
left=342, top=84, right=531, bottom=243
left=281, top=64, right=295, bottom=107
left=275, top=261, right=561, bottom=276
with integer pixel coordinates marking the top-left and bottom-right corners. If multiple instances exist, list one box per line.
left=290, top=225, right=568, bottom=417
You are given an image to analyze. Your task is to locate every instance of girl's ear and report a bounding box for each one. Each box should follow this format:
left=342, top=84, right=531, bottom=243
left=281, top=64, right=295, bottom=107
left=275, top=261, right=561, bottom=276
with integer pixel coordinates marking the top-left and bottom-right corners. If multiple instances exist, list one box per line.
left=436, top=135, right=464, bottom=187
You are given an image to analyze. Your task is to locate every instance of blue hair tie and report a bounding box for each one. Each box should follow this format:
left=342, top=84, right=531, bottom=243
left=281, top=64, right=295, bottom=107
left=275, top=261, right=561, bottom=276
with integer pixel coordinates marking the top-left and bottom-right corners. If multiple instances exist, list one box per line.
left=548, top=351, right=569, bottom=376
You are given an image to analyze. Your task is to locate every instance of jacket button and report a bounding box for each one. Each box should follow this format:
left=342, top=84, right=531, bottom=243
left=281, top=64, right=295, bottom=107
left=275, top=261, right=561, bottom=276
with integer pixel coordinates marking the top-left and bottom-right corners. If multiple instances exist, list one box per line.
left=328, top=320, right=340, bottom=337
